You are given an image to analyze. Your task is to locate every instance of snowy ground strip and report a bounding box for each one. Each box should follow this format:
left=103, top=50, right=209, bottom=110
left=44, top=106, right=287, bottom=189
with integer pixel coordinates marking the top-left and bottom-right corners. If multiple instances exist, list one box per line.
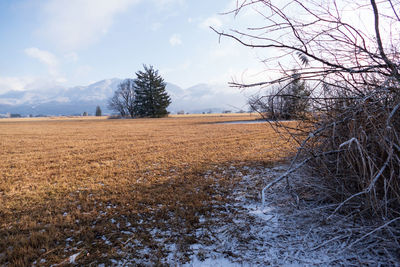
left=180, top=165, right=394, bottom=266
left=106, top=164, right=395, bottom=266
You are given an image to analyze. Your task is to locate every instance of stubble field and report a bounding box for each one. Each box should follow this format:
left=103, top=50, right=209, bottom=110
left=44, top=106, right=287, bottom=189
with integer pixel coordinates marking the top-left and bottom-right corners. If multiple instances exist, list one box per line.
left=0, top=115, right=294, bottom=266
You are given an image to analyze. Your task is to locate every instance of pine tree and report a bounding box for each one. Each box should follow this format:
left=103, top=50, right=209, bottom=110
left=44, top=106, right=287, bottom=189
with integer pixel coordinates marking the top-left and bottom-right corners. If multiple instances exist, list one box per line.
left=248, top=72, right=310, bottom=120
left=134, top=65, right=171, bottom=118
left=95, top=106, right=102, bottom=116
left=281, top=72, right=310, bottom=120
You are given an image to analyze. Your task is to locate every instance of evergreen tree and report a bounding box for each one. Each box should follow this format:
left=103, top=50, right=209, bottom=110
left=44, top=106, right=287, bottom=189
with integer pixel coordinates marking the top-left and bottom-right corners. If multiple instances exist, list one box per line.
left=280, top=72, right=310, bottom=119
left=134, top=65, right=171, bottom=118
left=95, top=106, right=102, bottom=116
left=248, top=72, right=310, bottom=120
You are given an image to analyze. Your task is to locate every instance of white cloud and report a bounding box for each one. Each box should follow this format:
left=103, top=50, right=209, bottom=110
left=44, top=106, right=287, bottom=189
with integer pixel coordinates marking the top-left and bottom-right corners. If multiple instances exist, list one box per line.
left=23, top=47, right=68, bottom=86
left=24, top=47, right=59, bottom=75
left=24, top=47, right=58, bottom=68
left=169, top=34, right=182, bottom=46
left=0, top=76, right=35, bottom=93
left=0, top=75, right=68, bottom=95
left=37, top=0, right=186, bottom=50
left=199, top=16, right=223, bottom=30
left=37, top=0, right=141, bottom=50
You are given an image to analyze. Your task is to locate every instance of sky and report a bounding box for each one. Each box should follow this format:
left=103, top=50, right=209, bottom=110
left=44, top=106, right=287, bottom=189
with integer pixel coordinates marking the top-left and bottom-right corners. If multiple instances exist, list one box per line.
left=0, top=0, right=270, bottom=94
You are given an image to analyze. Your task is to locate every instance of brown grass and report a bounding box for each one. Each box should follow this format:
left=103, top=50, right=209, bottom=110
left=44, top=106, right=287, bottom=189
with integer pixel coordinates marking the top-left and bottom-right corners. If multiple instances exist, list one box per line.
left=0, top=115, right=294, bottom=266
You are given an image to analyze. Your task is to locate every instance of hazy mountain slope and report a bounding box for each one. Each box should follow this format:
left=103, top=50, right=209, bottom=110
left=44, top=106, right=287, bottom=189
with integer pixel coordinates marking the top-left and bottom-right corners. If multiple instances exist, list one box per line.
left=0, top=79, right=249, bottom=115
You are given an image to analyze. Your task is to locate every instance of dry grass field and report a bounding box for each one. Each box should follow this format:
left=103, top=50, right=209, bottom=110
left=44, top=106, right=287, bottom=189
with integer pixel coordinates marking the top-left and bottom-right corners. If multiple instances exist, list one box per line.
left=0, top=115, right=295, bottom=266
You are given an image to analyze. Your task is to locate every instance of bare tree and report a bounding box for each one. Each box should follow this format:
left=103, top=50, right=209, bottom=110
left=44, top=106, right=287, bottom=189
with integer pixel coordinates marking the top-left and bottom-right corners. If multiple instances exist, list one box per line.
left=108, top=79, right=136, bottom=118
left=214, top=0, right=400, bottom=257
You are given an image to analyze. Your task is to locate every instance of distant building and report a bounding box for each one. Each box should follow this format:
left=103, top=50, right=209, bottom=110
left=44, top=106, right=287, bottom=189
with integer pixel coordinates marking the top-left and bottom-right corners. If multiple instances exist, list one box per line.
left=177, top=110, right=185, bottom=115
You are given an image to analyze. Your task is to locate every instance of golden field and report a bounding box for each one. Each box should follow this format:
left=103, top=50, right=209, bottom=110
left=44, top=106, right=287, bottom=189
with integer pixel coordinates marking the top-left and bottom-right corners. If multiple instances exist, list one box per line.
left=0, top=115, right=294, bottom=266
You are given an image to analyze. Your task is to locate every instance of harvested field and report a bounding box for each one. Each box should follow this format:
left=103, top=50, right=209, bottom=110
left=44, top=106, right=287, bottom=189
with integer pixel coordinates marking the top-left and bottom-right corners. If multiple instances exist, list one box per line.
left=0, top=115, right=295, bottom=266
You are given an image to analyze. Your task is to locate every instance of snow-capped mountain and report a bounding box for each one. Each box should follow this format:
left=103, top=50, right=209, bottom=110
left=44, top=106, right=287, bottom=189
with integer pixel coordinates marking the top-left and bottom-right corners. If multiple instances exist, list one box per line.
left=168, top=83, right=250, bottom=113
left=0, top=79, right=250, bottom=116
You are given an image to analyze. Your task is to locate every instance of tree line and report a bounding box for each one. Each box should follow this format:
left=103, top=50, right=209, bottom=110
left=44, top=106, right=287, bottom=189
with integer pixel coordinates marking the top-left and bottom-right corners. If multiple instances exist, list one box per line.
left=108, top=65, right=171, bottom=118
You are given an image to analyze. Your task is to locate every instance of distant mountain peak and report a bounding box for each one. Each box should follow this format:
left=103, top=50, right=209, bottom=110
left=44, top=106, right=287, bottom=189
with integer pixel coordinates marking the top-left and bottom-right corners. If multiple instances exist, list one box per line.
left=0, top=79, right=249, bottom=115
left=89, top=78, right=121, bottom=86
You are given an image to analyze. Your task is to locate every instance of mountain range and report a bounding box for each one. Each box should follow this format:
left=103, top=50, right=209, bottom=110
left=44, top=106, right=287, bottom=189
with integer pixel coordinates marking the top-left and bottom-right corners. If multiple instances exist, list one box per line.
left=0, top=79, right=251, bottom=116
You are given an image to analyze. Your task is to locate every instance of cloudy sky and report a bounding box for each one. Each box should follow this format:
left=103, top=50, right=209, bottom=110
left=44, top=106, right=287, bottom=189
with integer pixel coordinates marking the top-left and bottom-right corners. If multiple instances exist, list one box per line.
left=0, top=0, right=270, bottom=94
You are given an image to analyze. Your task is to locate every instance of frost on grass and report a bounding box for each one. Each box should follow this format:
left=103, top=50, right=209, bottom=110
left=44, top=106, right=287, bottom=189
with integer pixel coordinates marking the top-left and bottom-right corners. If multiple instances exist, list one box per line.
left=187, top=166, right=396, bottom=266
left=116, top=165, right=395, bottom=266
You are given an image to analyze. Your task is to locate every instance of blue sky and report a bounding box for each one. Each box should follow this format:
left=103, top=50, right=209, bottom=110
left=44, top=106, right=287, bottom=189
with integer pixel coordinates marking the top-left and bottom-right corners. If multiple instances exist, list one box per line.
left=0, top=0, right=268, bottom=93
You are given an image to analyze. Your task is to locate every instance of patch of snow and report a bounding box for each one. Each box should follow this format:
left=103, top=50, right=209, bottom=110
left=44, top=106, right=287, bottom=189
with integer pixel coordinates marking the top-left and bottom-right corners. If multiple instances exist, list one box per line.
left=185, top=257, right=240, bottom=267
left=182, top=165, right=391, bottom=266
left=247, top=205, right=276, bottom=222
left=68, top=252, right=80, bottom=264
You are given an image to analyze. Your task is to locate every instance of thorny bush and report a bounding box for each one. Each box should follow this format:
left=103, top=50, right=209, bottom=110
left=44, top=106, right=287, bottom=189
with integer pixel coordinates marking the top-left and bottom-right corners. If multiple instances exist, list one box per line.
left=216, top=0, right=400, bottom=254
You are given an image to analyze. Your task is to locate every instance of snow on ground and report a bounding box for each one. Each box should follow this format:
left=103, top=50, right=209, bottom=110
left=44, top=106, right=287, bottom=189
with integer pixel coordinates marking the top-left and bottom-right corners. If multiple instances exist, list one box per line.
left=68, top=252, right=81, bottom=264
left=182, top=165, right=393, bottom=266
left=113, top=165, right=395, bottom=266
